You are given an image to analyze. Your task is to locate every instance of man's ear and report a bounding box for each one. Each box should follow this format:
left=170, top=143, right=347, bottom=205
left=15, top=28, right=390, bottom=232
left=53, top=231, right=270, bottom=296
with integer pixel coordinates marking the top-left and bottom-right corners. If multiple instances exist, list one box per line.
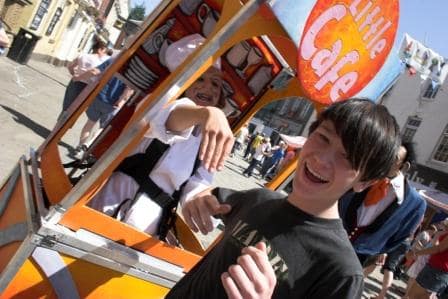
left=353, top=179, right=378, bottom=193
left=401, top=161, right=411, bottom=173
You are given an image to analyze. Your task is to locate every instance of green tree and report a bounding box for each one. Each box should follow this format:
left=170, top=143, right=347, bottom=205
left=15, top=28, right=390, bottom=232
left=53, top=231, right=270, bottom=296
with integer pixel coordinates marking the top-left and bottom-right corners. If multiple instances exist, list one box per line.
left=129, top=4, right=146, bottom=21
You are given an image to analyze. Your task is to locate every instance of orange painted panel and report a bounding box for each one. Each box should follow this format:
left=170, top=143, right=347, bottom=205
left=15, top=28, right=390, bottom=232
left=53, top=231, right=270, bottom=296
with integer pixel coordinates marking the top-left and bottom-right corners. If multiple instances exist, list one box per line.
left=0, top=173, right=27, bottom=273
left=2, top=255, right=169, bottom=298
left=0, top=242, right=22, bottom=273
left=1, top=259, right=57, bottom=299
left=40, top=143, right=72, bottom=205
left=60, top=205, right=201, bottom=272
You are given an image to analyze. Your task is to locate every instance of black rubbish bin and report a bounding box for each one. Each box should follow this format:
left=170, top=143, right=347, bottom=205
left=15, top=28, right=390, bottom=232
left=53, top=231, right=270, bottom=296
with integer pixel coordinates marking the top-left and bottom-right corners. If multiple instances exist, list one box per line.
left=7, top=28, right=41, bottom=65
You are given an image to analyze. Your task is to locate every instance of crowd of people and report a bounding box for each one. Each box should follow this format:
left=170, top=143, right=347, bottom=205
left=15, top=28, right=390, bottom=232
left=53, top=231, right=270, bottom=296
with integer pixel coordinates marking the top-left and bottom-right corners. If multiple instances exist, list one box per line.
left=58, top=32, right=448, bottom=298
left=233, top=129, right=294, bottom=180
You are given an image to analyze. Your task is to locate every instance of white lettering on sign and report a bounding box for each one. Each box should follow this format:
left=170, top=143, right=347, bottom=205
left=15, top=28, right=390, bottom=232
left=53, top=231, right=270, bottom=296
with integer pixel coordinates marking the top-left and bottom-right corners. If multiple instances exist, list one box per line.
left=300, top=0, right=394, bottom=102
left=301, top=5, right=346, bottom=60
left=350, top=0, right=371, bottom=22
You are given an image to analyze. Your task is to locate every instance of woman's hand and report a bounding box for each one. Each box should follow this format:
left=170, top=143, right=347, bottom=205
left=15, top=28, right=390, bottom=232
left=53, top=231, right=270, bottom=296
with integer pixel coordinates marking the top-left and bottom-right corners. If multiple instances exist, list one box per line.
left=165, top=105, right=234, bottom=172
left=199, top=107, right=234, bottom=172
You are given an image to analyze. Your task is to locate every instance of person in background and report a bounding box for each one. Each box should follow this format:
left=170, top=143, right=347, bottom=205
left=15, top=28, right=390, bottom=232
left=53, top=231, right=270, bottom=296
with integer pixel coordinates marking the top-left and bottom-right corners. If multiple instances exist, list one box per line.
left=72, top=55, right=134, bottom=158
left=88, top=34, right=233, bottom=240
left=59, top=37, right=109, bottom=118
left=403, top=224, right=439, bottom=298
left=339, top=142, right=426, bottom=298
left=230, top=123, right=248, bottom=157
left=244, top=132, right=264, bottom=160
left=243, top=132, right=256, bottom=159
left=406, top=226, right=448, bottom=298
left=260, top=140, right=287, bottom=179
left=242, top=137, right=270, bottom=178
left=169, top=98, right=401, bottom=298
left=371, top=239, right=411, bottom=299
left=0, top=19, right=10, bottom=55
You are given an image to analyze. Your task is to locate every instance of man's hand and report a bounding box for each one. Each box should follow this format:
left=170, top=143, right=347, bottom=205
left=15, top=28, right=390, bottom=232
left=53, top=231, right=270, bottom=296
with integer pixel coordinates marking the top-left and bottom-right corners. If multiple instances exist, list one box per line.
left=221, top=242, right=277, bottom=299
left=375, top=253, right=387, bottom=266
left=182, top=189, right=231, bottom=234
left=199, top=107, right=234, bottom=172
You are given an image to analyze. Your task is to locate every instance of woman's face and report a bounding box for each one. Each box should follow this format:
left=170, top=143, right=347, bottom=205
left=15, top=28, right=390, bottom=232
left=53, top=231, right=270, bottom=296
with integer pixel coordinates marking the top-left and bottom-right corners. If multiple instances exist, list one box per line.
left=96, top=46, right=108, bottom=56
left=185, top=67, right=223, bottom=107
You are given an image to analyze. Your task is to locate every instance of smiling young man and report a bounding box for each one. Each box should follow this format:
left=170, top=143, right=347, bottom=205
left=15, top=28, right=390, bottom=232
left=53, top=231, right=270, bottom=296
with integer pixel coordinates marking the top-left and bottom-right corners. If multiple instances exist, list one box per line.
left=166, top=98, right=401, bottom=298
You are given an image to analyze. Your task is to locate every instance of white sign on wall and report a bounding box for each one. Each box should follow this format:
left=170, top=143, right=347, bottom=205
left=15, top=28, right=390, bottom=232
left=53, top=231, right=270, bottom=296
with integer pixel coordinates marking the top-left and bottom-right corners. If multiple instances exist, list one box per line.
left=398, top=33, right=447, bottom=84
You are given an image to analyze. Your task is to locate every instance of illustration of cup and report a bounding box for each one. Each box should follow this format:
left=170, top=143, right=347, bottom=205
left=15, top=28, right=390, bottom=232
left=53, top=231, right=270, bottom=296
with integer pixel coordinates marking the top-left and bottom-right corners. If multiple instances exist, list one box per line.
left=158, top=39, right=171, bottom=67
left=197, top=3, right=220, bottom=37
left=226, top=41, right=251, bottom=69
left=248, top=65, right=272, bottom=95
left=240, top=46, right=262, bottom=76
left=142, top=18, right=175, bottom=55
left=179, top=0, right=203, bottom=16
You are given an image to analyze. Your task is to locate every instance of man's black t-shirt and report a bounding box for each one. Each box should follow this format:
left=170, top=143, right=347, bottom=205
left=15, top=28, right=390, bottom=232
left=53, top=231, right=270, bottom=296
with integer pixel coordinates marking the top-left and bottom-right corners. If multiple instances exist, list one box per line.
left=167, top=188, right=363, bottom=298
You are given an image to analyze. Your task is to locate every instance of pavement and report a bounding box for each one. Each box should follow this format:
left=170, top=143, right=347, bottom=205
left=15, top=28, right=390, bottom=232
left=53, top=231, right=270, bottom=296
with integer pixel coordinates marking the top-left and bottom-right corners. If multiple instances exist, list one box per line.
left=0, top=57, right=83, bottom=184
left=0, top=56, right=408, bottom=298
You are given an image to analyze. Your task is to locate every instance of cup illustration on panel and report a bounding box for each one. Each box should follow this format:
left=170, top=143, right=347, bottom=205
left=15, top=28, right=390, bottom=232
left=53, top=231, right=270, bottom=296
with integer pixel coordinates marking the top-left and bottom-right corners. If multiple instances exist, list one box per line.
left=226, top=41, right=250, bottom=72
left=142, top=18, right=175, bottom=55
left=158, top=39, right=171, bottom=68
left=226, top=41, right=262, bottom=78
left=248, top=65, right=272, bottom=95
left=179, top=0, right=203, bottom=16
left=197, top=3, right=220, bottom=37
left=240, top=46, right=262, bottom=78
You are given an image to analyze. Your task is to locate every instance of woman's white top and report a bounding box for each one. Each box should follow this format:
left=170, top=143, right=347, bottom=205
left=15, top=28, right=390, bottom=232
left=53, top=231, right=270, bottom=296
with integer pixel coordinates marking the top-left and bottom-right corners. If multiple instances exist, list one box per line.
left=73, top=53, right=109, bottom=84
left=89, top=98, right=213, bottom=235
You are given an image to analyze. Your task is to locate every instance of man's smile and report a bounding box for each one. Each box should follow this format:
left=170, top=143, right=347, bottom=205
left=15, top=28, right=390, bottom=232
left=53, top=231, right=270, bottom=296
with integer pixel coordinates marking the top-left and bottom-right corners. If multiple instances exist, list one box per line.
left=304, top=162, right=329, bottom=184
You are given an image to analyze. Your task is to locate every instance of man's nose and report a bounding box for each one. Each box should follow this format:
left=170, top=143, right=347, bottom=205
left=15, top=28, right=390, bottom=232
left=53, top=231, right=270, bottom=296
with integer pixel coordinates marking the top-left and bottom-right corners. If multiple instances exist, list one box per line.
left=314, top=150, right=334, bottom=166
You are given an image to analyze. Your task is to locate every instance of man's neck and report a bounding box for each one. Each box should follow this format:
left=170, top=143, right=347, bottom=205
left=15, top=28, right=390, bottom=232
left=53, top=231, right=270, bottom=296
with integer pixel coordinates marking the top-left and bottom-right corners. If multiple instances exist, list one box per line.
left=287, top=194, right=340, bottom=219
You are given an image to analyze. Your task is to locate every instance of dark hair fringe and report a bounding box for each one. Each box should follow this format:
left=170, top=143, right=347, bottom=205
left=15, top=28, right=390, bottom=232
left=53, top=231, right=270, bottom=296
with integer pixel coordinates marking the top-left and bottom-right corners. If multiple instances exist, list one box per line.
left=309, top=98, right=401, bottom=182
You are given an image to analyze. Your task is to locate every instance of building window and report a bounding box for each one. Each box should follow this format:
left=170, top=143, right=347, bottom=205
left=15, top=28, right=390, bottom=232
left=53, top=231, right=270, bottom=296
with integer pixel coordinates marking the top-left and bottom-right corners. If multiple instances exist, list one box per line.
left=30, top=0, right=52, bottom=30
left=67, top=12, right=79, bottom=29
left=45, top=7, right=62, bottom=36
left=422, top=80, right=440, bottom=99
left=104, top=0, right=115, bottom=18
left=432, top=124, right=448, bottom=163
left=402, top=116, right=422, bottom=142
left=76, top=28, right=91, bottom=50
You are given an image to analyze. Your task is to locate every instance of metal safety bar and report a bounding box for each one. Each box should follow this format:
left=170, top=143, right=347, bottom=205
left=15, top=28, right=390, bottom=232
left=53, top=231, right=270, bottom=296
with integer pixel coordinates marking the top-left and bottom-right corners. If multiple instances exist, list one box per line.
left=37, top=221, right=184, bottom=288
left=30, top=148, right=47, bottom=218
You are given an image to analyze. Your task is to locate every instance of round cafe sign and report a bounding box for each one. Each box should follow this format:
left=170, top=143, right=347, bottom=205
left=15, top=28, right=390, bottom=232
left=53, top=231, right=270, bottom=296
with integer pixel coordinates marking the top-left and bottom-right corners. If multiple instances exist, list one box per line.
left=298, top=0, right=399, bottom=104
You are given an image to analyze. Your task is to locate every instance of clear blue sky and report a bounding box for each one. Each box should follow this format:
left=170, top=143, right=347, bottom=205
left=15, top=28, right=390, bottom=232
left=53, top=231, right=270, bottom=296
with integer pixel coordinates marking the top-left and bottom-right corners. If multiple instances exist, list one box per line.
left=398, top=0, right=448, bottom=57
left=134, top=0, right=448, bottom=57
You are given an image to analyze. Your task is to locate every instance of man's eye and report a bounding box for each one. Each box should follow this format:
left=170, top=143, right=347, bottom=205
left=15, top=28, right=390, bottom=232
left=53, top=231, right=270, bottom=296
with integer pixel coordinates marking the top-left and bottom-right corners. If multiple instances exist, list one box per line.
left=340, top=152, right=348, bottom=161
left=317, top=133, right=329, bottom=143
